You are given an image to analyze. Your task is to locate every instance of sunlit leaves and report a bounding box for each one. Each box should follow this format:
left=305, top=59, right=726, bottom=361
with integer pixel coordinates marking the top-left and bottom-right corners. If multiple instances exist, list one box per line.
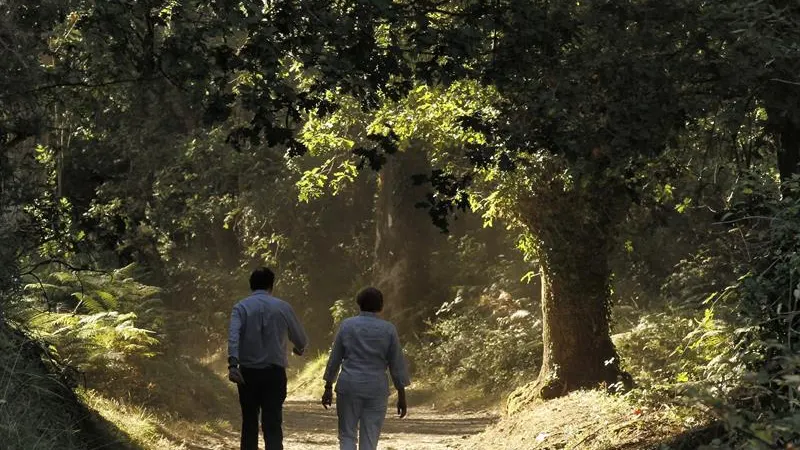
left=331, top=159, right=359, bottom=195
left=297, top=80, right=499, bottom=203
left=297, top=167, right=329, bottom=202
left=17, top=264, right=163, bottom=373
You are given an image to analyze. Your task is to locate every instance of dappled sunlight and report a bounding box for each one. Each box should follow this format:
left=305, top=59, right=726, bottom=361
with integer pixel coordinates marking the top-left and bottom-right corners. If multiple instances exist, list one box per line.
left=3, top=0, right=800, bottom=449
left=180, top=399, right=497, bottom=450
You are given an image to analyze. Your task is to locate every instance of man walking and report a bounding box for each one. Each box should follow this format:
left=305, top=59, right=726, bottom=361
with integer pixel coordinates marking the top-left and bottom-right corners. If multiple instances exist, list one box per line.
left=228, top=267, right=308, bottom=450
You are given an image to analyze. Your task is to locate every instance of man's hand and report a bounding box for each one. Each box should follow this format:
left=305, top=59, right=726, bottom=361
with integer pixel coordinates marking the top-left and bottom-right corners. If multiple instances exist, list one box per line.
left=228, top=366, right=245, bottom=385
left=321, top=386, right=333, bottom=409
left=397, top=390, right=407, bottom=418
left=292, top=347, right=304, bottom=356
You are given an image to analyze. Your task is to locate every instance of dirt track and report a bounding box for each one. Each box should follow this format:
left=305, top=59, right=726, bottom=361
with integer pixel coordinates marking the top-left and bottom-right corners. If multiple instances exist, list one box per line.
left=186, top=397, right=496, bottom=450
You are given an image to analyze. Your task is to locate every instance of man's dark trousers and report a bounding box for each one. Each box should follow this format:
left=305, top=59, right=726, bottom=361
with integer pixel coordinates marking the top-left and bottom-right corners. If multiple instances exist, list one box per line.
left=238, top=365, right=287, bottom=450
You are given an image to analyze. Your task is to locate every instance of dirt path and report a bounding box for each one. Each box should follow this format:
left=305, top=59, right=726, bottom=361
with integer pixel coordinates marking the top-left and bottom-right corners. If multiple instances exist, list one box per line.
left=187, top=397, right=497, bottom=450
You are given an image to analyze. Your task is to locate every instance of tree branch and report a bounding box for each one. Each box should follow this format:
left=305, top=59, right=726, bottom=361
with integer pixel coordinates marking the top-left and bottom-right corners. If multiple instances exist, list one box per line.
left=21, top=259, right=107, bottom=275
left=0, top=77, right=164, bottom=99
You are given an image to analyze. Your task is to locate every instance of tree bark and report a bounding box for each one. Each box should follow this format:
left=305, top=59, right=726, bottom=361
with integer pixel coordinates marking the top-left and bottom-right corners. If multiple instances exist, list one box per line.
left=519, top=181, right=631, bottom=400
left=534, top=228, right=629, bottom=399
left=765, top=93, right=800, bottom=183
left=374, top=148, right=437, bottom=335
left=776, top=123, right=800, bottom=182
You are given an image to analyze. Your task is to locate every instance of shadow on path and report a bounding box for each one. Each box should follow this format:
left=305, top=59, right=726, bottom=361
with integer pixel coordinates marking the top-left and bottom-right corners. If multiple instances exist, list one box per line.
left=188, top=398, right=497, bottom=450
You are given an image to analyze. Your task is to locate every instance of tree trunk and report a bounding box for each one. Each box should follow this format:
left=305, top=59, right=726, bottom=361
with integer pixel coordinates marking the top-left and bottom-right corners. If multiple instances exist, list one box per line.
left=776, top=123, right=800, bottom=182
left=533, top=228, right=629, bottom=399
left=518, top=182, right=631, bottom=400
left=765, top=95, right=800, bottom=182
left=374, top=148, right=437, bottom=335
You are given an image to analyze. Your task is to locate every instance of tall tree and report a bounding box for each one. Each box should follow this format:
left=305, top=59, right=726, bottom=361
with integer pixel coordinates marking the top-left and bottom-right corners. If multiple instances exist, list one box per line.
left=403, top=0, right=704, bottom=397
left=713, top=0, right=800, bottom=181
left=374, top=147, right=438, bottom=333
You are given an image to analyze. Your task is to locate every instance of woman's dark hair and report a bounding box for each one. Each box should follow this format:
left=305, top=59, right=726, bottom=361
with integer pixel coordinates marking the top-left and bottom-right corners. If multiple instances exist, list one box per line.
left=356, top=287, right=384, bottom=312
left=249, top=267, right=275, bottom=291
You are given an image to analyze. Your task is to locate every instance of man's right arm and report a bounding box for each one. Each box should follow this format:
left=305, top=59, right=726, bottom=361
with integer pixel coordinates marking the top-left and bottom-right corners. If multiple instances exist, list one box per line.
left=227, top=304, right=245, bottom=384
left=228, top=304, right=243, bottom=365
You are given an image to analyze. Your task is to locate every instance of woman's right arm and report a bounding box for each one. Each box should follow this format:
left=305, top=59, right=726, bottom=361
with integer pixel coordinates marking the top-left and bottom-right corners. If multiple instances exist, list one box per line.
left=388, top=326, right=410, bottom=390
left=324, top=327, right=345, bottom=385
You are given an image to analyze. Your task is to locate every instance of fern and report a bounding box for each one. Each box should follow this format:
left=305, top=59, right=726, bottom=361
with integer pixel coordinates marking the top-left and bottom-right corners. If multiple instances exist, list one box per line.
left=19, top=263, right=163, bottom=382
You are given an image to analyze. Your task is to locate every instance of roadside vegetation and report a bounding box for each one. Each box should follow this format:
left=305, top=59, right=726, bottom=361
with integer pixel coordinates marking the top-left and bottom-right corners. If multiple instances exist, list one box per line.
left=3, top=0, right=800, bottom=449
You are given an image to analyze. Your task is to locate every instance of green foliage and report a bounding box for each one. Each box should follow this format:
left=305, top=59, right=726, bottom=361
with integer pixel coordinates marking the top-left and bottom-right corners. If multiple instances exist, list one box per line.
left=296, top=80, right=497, bottom=205
left=616, top=176, right=800, bottom=448
left=418, top=284, right=542, bottom=392
left=31, top=311, right=159, bottom=375
left=0, top=323, right=129, bottom=450
left=17, top=264, right=162, bottom=384
left=616, top=308, right=745, bottom=408
left=700, top=178, right=800, bottom=449
left=329, top=298, right=359, bottom=329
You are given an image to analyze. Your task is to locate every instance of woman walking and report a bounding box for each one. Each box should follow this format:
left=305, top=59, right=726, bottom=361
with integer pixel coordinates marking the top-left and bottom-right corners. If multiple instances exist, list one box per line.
left=322, top=287, right=410, bottom=450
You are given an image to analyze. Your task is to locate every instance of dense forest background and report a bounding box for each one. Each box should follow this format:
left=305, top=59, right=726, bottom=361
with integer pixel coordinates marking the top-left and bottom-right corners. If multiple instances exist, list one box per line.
left=2, top=0, right=800, bottom=449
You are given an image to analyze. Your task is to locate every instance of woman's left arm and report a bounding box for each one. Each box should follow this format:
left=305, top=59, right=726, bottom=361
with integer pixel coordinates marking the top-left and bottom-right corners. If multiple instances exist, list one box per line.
left=322, top=326, right=345, bottom=408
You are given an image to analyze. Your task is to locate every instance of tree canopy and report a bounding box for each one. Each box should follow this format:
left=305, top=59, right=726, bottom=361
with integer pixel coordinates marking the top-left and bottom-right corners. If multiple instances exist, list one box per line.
left=3, top=1, right=800, bottom=448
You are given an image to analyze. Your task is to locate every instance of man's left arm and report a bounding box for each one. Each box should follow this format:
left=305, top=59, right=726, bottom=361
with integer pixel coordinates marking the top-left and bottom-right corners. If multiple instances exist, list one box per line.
left=286, top=305, right=309, bottom=355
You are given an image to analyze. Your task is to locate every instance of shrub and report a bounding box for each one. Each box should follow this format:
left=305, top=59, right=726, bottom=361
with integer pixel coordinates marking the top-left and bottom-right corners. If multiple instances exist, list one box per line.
left=620, top=176, right=800, bottom=449
left=416, top=283, right=542, bottom=392
left=699, top=177, right=800, bottom=449
left=15, top=264, right=162, bottom=386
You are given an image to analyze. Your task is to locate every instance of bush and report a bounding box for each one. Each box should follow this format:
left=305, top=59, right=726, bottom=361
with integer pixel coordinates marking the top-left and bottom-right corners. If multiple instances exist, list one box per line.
left=15, top=264, right=162, bottom=387
left=416, top=283, right=542, bottom=392
left=619, top=176, right=800, bottom=449
left=0, top=322, right=129, bottom=450
left=615, top=308, right=745, bottom=409
left=699, top=177, right=800, bottom=449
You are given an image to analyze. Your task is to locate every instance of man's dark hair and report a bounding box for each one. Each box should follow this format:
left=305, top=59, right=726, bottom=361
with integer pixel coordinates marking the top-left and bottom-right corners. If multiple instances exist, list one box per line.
left=356, top=287, right=384, bottom=313
left=249, top=267, right=275, bottom=291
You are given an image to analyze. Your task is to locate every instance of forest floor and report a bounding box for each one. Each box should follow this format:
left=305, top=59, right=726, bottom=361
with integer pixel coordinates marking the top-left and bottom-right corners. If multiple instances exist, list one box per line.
left=180, top=395, right=498, bottom=450
left=88, top=354, right=713, bottom=450
left=161, top=390, right=712, bottom=450
left=462, top=390, right=715, bottom=450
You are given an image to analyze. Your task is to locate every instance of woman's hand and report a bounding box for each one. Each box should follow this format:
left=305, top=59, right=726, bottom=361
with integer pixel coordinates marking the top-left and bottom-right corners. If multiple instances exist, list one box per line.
left=397, top=389, right=407, bottom=418
left=321, top=385, right=333, bottom=409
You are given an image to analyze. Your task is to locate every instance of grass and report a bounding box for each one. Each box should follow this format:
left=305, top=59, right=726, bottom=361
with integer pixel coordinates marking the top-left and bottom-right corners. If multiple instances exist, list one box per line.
left=76, top=347, right=244, bottom=449
left=405, top=377, right=502, bottom=412
left=79, top=389, right=181, bottom=450
left=288, top=352, right=330, bottom=399
left=0, top=321, right=133, bottom=450
left=465, top=389, right=709, bottom=450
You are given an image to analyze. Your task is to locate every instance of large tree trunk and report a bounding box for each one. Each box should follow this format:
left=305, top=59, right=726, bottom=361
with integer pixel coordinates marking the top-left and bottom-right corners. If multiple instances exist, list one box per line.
left=775, top=123, right=800, bottom=182
left=374, top=148, right=437, bottom=335
left=534, top=228, right=628, bottom=399
left=765, top=94, right=800, bottom=182
left=516, top=181, right=631, bottom=400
